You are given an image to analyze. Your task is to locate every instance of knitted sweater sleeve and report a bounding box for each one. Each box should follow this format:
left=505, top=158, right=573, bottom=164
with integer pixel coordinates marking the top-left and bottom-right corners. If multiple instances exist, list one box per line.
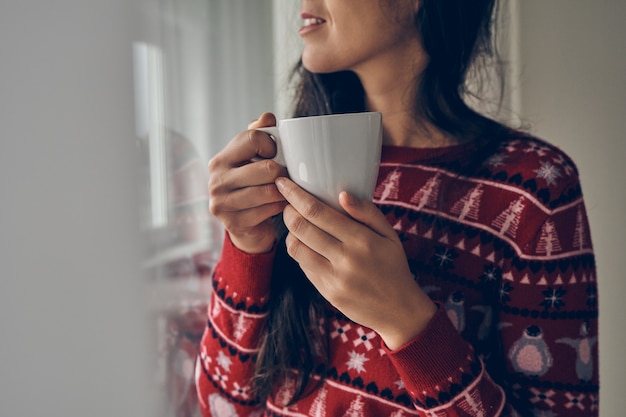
left=196, top=233, right=274, bottom=416
left=493, top=169, right=599, bottom=416
left=384, top=150, right=598, bottom=416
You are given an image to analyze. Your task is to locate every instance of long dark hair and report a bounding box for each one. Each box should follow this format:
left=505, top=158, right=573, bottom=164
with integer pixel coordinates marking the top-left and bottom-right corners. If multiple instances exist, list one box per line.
left=252, top=0, right=504, bottom=404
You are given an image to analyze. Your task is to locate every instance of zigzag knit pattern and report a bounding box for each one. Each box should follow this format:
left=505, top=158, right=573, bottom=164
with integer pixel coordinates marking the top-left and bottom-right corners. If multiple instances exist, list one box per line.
left=197, top=131, right=599, bottom=417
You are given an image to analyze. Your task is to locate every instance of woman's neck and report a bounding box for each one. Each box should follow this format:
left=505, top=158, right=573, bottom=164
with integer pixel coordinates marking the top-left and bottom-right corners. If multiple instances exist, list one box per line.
left=353, top=51, right=459, bottom=149
left=374, top=109, right=460, bottom=148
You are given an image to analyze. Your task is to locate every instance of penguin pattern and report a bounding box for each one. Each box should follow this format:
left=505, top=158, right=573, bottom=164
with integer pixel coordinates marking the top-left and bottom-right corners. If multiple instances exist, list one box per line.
left=445, top=291, right=466, bottom=332
left=508, top=325, right=553, bottom=377
left=556, top=321, right=597, bottom=381
left=471, top=305, right=493, bottom=341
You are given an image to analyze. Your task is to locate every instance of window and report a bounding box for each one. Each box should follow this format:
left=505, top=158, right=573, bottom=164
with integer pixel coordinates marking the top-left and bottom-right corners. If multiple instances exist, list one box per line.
left=133, top=1, right=297, bottom=415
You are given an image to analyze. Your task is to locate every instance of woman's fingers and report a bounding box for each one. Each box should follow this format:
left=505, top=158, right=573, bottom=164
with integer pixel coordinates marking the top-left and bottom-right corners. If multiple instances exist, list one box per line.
left=248, top=112, right=276, bottom=130
left=275, top=177, right=392, bottom=249
left=212, top=158, right=287, bottom=193
left=209, top=129, right=278, bottom=170
left=206, top=112, right=287, bottom=254
left=275, top=178, right=348, bottom=254
left=220, top=201, right=288, bottom=232
left=217, top=182, right=286, bottom=212
left=282, top=203, right=341, bottom=261
left=284, top=231, right=333, bottom=279
left=338, top=191, right=398, bottom=240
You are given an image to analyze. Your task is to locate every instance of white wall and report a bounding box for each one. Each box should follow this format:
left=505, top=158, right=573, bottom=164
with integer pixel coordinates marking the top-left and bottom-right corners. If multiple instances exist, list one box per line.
left=514, top=1, right=626, bottom=415
left=0, top=1, right=153, bottom=416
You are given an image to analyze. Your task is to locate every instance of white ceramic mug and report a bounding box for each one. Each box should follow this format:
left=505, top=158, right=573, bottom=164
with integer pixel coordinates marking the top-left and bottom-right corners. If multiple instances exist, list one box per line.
left=257, top=112, right=382, bottom=212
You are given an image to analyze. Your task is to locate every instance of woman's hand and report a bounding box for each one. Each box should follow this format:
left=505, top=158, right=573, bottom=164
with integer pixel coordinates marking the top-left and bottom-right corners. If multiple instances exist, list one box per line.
left=208, top=113, right=288, bottom=254
left=275, top=177, right=437, bottom=350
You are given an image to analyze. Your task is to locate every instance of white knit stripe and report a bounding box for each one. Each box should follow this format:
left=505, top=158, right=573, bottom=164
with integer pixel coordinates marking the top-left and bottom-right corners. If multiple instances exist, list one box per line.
left=257, top=367, right=505, bottom=416
left=211, top=289, right=269, bottom=319
left=207, top=307, right=260, bottom=354
left=379, top=162, right=583, bottom=216
left=375, top=199, right=594, bottom=261
left=309, top=377, right=422, bottom=415
left=265, top=402, right=309, bottom=417
left=412, top=361, right=506, bottom=416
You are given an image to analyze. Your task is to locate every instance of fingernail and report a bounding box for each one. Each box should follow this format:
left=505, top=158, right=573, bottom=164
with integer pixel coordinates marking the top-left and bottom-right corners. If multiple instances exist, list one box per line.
left=275, top=177, right=286, bottom=191
left=341, top=191, right=356, bottom=206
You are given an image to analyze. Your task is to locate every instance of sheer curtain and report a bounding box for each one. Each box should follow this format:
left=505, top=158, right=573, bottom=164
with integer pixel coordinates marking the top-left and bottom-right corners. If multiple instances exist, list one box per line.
left=133, top=1, right=295, bottom=415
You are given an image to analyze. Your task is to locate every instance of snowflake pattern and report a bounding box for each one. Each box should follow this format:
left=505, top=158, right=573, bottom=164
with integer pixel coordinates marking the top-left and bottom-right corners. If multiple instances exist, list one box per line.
left=564, top=392, right=585, bottom=410
left=394, top=379, right=405, bottom=390
left=589, top=393, right=599, bottom=412
left=500, top=281, right=513, bottom=303
left=331, top=320, right=351, bottom=343
left=552, top=153, right=575, bottom=176
left=586, top=285, right=597, bottom=307
left=529, top=388, right=556, bottom=407
left=217, top=350, right=232, bottom=372
left=346, top=350, right=369, bottom=374
left=231, top=382, right=250, bottom=399
left=540, top=287, right=567, bottom=310
left=481, top=264, right=502, bottom=285
left=432, top=246, right=458, bottom=269
left=199, top=350, right=212, bottom=369
left=212, top=367, right=229, bottom=389
left=485, top=153, right=507, bottom=168
left=524, top=143, right=551, bottom=157
left=353, top=327, right=377, bottom=351
left=534, top=161, right=563, bottom=186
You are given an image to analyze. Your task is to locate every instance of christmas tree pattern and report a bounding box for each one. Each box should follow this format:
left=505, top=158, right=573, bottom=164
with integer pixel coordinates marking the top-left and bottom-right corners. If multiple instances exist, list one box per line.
left=232, top=313, right=252, bottom=342
left=572, top=206, right=586, bottom=251
left=375, top=169, right=402, bottom=201
left=211, top=298, right=221, bottom=318
left=458, top=388, right=486, bottom=416
left=342, top=395, right=365, bottom=417
left=450, top=184, right=484, bottom=221
left=491, top=197, right=526, bottom=239
left=308, top=387, right=328, bottom=417
left=275, top=375, right=296, bottom=407
left=409, top=172, right=442, bottom=210
left=536, top=219, right=562, bottom=256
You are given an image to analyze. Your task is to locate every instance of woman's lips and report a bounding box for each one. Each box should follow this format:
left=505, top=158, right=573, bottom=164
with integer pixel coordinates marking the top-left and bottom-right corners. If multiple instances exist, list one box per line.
left=300, top=13, right=326, bottom=35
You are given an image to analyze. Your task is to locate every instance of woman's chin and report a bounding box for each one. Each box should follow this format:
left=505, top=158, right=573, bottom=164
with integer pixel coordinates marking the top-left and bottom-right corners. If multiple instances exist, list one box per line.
left=301, top=51, right=344, bottom=74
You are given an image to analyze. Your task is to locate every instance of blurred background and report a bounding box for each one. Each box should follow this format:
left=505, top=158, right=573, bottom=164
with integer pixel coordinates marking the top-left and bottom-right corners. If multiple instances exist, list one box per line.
left=1, top=0, right=624, bottom=416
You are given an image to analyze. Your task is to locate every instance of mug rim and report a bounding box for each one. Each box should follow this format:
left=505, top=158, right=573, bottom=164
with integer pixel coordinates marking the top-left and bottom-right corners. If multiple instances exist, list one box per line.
left=278, top=111, right=381, bottom=124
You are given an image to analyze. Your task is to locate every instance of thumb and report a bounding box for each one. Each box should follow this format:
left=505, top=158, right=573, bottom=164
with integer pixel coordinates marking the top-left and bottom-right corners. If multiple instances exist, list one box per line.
left=248, top=112, right=277, bottom=129
left=339, top=191, right=396, bottom=239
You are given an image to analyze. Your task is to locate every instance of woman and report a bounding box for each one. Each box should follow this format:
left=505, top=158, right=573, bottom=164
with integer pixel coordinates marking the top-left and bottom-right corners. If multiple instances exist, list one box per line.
left=197, top=0, right=599, bottom=416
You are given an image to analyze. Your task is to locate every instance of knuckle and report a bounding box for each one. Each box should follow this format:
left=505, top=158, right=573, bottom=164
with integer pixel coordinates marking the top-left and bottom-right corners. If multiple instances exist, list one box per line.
left=261, top=159, right=278, bottom=177
left=207, top=174, right=224, bottom=195
left=207, top=155, right=220, bottom=173
left=285, top=234, right=301, bottom=258
left=263, top=183, right=278, bottom=199
left=208, top=198, right=222, bottom=217
left=289, top=213, right=307, bottom=235
left=245, top=129, right=262, bottom=149
left=303, top=200, right=324, bottom=219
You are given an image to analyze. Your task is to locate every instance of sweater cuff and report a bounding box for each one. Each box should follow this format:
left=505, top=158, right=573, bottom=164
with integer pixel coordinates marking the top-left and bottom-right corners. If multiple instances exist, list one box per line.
left=212, top=232, right=276, bottom=308
left=384, top=303, right=475, bottom=398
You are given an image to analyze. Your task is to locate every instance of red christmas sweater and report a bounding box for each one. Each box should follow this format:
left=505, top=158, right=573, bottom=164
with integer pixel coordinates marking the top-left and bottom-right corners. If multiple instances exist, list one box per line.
left=196, top=132, right=599, bottom=417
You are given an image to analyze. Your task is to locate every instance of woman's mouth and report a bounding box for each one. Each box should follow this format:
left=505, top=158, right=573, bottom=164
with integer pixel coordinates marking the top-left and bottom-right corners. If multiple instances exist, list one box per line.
left=300, top=13, right=326, bottom=35
left=302, top=17, right=325, bottom=27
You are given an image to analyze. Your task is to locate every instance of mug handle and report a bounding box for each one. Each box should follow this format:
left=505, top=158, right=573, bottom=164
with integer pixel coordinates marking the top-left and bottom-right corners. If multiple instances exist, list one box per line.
left=255, top=126, right=286, bottom=166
